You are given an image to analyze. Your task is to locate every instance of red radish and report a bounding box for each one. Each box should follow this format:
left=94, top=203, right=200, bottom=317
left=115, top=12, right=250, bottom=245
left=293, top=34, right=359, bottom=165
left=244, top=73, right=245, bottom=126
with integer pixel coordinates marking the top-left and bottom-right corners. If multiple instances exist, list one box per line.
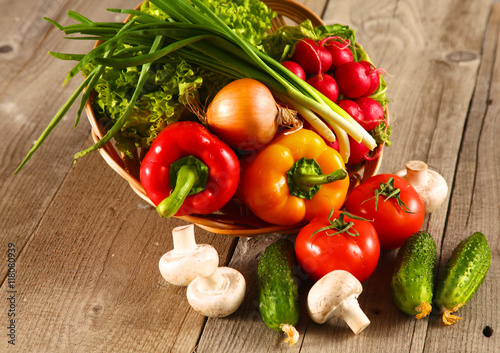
left=281, top=61, right=306, bottom=80
left=334, top=61, right=371, bottom=98
left=347, top=136, right=383, bottom=165
left=307, top=74, right=339, bottom=102
left=327, top=136, right=340, bottom=151
left=317, top=46, right=333, bottom=73
left=337, top=99, right=364, bottom=123
left=292, top=38, right=332, bottom=75
left=348, top=137, right=371, bottom=165
left=359, top=61, right=381, bottom=96
left=322, top=37, right=354, bottom=71
left=354, top=97, right=385, bottom=131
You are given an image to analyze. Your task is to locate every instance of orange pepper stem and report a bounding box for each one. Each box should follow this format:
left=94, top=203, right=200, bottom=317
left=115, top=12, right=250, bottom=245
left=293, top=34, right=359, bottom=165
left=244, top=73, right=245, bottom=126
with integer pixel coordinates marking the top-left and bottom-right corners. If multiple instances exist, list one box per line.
left=296, top=169, right=348, bottom=186
left=287, top=157, right=348, bottom=200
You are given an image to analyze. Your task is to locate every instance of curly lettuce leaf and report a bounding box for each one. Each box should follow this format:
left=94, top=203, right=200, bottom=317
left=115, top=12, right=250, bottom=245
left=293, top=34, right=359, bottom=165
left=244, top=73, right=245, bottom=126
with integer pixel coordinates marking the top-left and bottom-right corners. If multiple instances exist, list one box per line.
left=141, top=0, right=276, bottom=47
left=85, top=58, right=228, bottom=155
left=87, top=0, right=276, bottom=155
left=139, top=1, right=170, bottom=20
left=200, top=0, right=275, bottom=47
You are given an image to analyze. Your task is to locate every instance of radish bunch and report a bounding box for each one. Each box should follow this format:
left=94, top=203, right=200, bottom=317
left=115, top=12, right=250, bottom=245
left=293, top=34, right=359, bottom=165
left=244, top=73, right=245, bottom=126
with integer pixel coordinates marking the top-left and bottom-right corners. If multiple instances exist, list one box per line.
left=280, top=36, right=388, bottom=166
left=283, top=37, right=384, bottom=100
left=337, top=98, right=385, bottom=164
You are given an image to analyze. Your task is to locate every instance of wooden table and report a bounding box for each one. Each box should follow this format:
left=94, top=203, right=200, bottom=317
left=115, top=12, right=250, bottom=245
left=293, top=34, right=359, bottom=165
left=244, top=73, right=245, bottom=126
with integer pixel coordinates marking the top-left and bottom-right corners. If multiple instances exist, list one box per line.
left=1, top=0, right=498, bottom=351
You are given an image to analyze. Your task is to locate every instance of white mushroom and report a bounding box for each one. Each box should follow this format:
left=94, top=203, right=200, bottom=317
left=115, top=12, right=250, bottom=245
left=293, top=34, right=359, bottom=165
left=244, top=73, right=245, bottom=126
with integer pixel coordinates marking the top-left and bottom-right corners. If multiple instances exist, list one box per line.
left=307, top=270, right=370, bottom=335
left=187, top=266, right=246, bottom=318
left=395, top=160, right=448, bottom=213
left=158, top=224, right=219, bottom=286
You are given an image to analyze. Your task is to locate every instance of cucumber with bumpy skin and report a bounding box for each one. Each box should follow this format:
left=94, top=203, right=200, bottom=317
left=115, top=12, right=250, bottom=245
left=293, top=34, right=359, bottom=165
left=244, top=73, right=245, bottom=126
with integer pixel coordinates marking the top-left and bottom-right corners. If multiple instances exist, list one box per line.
left=257, top=238, right=300, bottom=346
left=391, top=231, right=437, bottom=319
left=434, top=232, right=491, bottom=325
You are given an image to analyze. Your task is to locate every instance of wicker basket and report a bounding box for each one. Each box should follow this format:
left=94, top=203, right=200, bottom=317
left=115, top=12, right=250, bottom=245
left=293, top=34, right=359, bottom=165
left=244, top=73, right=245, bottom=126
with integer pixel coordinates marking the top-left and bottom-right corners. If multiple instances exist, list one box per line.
left=85, top=0, right=385, bottom=236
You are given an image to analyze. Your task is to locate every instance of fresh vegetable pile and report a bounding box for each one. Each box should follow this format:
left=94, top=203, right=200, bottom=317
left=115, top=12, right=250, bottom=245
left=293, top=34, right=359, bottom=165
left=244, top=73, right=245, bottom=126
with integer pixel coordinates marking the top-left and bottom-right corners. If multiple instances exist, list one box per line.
left=273, top=29, right=391, bottom=167
left=15, top=0, right=393, bottom=228
left=17, top=0, right=492, bottom=344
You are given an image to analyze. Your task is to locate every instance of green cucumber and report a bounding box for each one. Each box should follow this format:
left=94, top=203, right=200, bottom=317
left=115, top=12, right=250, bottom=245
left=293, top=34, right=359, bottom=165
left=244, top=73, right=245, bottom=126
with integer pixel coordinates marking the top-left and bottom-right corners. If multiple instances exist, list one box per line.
left=434, top=232, right=491, bottom=325
left=391, top=231, right=437, bottom=319
left=257, top=238, right=300, bottom=346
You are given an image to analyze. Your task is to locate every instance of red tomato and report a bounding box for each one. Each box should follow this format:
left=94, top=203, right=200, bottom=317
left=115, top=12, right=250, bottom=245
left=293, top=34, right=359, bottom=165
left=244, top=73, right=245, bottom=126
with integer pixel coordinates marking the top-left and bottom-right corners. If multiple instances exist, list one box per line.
left=295, top=210, right=380, bottom=283
left=344, top=174, right=425, bottom=250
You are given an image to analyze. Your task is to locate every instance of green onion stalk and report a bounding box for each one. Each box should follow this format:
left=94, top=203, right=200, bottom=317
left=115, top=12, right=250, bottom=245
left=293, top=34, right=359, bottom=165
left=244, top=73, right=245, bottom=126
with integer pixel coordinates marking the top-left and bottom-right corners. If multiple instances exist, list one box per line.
left=15, top=0, right=375, bottom=173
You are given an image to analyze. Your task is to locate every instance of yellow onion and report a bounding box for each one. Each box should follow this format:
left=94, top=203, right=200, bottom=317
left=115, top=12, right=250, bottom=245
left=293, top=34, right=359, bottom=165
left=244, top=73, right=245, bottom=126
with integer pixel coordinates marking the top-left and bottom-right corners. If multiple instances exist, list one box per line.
left=206, top=78, right=300, bottom=150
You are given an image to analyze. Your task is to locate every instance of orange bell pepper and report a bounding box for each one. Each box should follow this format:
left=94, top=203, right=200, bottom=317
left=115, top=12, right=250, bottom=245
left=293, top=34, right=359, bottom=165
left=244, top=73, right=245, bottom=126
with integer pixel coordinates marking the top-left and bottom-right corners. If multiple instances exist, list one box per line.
left=238, top=129, right=350, bottom=225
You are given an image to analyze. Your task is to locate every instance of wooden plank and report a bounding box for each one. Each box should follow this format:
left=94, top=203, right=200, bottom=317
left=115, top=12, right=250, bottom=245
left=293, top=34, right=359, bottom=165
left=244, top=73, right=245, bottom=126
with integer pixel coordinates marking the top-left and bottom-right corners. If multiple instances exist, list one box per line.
left=318, top=0, right=494, bottom=352
left=2, top=135, right=237, bottom=352
left=423, top=4, right=500, bottom=352
left=0, top=0, right=142, bottom=268
left=299, top=0, right=328, bottom=17
left=316, top=0, right=493, bottom=352
left=194, top=1, right=330, bottom=352
left=2, top=0, right=497, bottom=352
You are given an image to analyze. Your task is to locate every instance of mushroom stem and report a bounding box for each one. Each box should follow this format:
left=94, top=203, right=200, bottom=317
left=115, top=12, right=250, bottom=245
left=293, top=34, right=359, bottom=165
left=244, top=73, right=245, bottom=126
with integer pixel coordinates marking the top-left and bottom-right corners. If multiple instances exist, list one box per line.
left=197, top=267, right=229, bottom=293
left=335, top=296, right=371, bottom=335
left=187, top=266, right=246, bottom=318
left=404, top=160, right=429, bottom=186
left=172, top=224, right=197, bottom=253
left=395, top=160, right=448, bottom=213
left=307, top=270, right=371, bottom=335
left=159, top=224, right=219, bottom=286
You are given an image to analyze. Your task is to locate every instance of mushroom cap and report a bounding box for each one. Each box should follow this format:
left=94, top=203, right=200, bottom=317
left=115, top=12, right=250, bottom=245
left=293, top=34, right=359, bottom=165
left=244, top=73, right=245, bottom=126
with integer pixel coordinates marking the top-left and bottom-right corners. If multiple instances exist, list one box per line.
left=187, top=266, right=246, bottom=318
left=159, top=244, right=219, bottom=286
left=307, top=270, right=363, bottom=324
left=413, top=170, right=448, bottom=213
left=395, top=161, right=448, bottom=213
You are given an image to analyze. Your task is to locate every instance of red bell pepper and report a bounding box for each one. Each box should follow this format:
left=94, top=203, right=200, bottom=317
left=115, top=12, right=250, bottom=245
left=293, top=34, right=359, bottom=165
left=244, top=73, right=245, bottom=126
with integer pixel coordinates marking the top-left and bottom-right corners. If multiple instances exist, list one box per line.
left=140, top=121, right=240, bottom=218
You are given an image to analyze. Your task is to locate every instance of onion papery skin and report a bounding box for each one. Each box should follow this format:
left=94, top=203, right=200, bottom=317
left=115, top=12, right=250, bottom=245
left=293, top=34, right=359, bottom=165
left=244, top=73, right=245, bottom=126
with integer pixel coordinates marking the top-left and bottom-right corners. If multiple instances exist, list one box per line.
left=206, top=78, right=279, bottom=151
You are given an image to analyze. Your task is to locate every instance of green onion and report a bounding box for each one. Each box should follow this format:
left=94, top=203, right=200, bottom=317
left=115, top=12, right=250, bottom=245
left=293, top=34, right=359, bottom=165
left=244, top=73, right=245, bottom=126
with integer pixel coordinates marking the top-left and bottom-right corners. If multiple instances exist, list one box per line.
left=15, top=0, right=376, bottom=173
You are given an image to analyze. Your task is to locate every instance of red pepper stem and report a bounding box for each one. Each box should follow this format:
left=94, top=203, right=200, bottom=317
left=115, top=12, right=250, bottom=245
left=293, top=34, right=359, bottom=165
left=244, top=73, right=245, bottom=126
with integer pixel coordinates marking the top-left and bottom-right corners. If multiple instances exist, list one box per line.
left=156, top=165, right=199, bottom=218
left=156, top=156, right=209, bottom=218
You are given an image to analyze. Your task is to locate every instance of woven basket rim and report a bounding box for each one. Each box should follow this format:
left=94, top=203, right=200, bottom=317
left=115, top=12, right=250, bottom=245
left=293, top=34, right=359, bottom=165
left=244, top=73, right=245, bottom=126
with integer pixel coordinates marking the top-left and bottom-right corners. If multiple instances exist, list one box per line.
left=86, top=0, right=386, bottom=236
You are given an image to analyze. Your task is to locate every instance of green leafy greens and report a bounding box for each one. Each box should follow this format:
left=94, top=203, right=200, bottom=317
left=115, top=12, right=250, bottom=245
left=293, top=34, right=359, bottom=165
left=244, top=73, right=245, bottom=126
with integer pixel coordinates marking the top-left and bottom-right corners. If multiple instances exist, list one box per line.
left=84, top=59, right=229, bottom=155
left=82, top=0, right=276, bottom=156
left=15, top=0, right=384, bottom=173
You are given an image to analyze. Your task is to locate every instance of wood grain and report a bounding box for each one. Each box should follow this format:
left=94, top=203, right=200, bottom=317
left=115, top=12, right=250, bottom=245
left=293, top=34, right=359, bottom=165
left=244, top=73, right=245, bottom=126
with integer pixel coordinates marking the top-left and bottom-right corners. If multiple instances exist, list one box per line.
left=0, top=0, right=142, bottom=263
left=8, top=135, right=236, bottom=352
left=1, top=0, right=498, bottom=352
left=423, top=4, right=500, bottom=352
left=1, top=1, right=235, bottom=351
